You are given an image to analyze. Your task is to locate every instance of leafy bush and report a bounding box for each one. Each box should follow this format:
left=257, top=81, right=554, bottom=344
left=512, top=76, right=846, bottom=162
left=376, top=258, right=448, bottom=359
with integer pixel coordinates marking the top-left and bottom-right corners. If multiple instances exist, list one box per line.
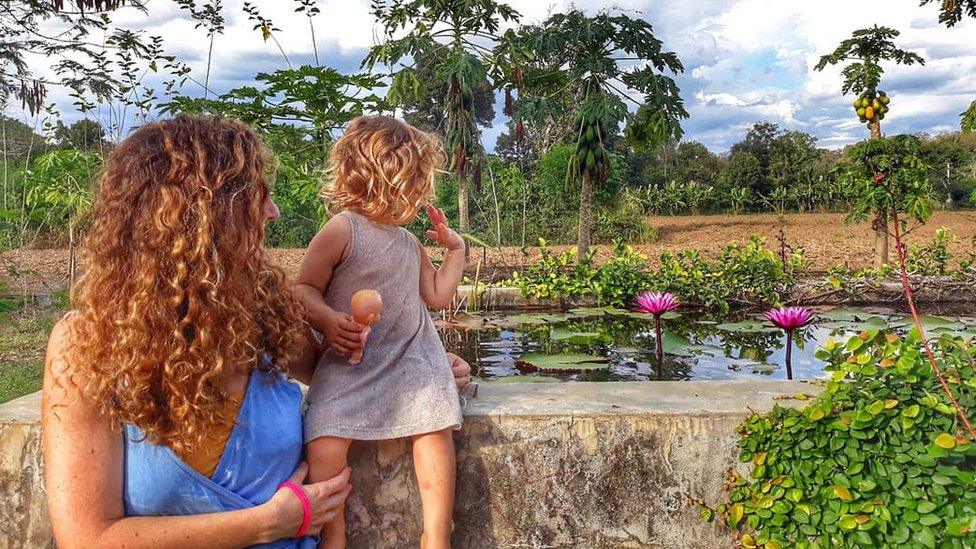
left=710, top=329, right=976, bottom=548
left=508, top=240, right=649, bottom=306
left=508, top=236, right=802, bottom=311
left=648, top=236, right=804, bottom=313
left=907, top=227, right=955, bottom=276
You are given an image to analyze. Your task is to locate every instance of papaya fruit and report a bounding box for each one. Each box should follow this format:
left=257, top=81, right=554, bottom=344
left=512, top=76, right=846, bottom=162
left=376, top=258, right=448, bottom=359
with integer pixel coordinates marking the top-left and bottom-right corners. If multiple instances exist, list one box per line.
left=856, top=107, right=866, bottom=117
left=865, top=106, right=875, bottom=119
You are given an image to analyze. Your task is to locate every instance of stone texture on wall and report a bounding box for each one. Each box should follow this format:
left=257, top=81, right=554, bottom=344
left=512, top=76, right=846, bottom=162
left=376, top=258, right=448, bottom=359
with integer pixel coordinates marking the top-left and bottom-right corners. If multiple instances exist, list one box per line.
left=0, top=380, right=817, bottom=548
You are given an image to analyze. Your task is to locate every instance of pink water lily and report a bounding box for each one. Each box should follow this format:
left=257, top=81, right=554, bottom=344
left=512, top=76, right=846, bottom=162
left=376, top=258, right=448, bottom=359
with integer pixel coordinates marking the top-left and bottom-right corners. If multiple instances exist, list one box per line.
left=764, top=307, right=815, bottom=331
left=764, top=306, right=815, bottom=380
left=634, top=292, right=681, bottom=380
left=635, top=292, right=681, bottom=317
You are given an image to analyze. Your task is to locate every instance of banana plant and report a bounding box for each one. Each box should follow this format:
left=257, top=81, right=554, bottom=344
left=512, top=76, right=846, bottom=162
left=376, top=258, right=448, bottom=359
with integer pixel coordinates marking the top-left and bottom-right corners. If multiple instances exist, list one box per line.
left=363, top=0, right=522, bottom=241
left=727, top=187, right=751, bottom=215
left=515, top=9, right=687, bottom=260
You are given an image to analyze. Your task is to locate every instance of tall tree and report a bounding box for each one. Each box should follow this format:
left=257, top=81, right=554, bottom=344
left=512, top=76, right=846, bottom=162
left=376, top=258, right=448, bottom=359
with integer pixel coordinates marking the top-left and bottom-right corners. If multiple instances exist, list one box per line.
left=920, top=0, right=976, bottom=26
left=364, top=0, right=521, bottom=243
left=730, top=122, right=780, bottom=193
left=399, top=45, right=495, bottom=137
left=517, top=9, right=687, bottom=259
left=53, top=119, right=108, bottom=151
left=815, top=25, right=924, bottom=268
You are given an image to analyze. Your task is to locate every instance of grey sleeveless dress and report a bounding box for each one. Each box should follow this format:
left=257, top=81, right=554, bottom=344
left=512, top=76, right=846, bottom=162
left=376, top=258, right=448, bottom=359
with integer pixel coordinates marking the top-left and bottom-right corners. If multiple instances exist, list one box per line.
left=304, top=211, right=463, bottom=441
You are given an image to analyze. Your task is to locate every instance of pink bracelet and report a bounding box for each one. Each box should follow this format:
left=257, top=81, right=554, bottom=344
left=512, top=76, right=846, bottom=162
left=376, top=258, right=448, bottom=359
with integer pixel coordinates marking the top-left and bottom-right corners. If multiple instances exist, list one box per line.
left=278, top=480, right=312, bottom=538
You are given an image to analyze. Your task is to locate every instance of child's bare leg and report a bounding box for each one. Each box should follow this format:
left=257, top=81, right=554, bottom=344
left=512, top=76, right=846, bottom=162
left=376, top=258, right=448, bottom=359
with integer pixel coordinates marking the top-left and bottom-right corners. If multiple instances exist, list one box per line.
left=411, top=429, right=456, bottom=549
left=307, top=436, right=353, bottom=549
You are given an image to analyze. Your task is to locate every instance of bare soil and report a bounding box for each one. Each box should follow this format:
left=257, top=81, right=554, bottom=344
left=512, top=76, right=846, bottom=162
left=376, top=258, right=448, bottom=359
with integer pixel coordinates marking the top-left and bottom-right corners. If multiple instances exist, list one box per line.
left=4, top=211, right=976, bottom=293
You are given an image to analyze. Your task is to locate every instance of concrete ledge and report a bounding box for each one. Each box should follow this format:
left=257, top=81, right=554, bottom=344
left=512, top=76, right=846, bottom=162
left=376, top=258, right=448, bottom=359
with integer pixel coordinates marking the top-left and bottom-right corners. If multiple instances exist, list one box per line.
left=1, top=381, right=820, bottom=548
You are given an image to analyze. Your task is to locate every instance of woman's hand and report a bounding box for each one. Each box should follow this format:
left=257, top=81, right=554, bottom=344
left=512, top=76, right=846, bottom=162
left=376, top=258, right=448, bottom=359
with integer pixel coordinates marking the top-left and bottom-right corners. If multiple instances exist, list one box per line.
left=321, top=308, right=367, bottom=356
left=265, top=462, right=352, bottom=541
left=425, top=204, right=465, bottom=252
left=447, top=352, right=472, bottom=390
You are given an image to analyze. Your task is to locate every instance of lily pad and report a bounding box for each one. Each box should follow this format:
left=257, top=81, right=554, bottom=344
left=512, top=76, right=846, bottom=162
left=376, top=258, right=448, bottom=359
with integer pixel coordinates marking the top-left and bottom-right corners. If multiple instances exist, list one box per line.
left=550, top=328, right=610, bottom=344
left=515, top=352, right=610, bottom=374
left=656, top=331, right=696, bottom=356
left=817, top=308, right=876, bottom=322
left=486, top=375, right=560, bottom=384
left=891, top=315, right=967, bottom=332
left=569, top=306, right=629, bottom=317
left=503, top=313, right=577, bottom=325
left=715, top=320, right=779, bottom=333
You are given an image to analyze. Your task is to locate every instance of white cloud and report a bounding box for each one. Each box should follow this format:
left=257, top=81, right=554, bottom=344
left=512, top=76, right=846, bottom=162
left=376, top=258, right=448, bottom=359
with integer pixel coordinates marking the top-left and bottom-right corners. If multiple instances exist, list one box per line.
left=7, top=0, right=976, bottom=152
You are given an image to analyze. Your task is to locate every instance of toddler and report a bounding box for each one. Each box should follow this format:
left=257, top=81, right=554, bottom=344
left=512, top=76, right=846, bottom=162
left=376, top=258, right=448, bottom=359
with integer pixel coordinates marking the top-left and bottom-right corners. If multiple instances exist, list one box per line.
left=295, top=116, right=465, bottom=549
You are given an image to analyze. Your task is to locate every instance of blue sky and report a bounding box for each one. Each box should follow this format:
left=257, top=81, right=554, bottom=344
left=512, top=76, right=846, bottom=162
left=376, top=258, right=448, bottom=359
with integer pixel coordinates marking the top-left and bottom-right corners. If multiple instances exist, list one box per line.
left=27, top=0, right=976, bottom=152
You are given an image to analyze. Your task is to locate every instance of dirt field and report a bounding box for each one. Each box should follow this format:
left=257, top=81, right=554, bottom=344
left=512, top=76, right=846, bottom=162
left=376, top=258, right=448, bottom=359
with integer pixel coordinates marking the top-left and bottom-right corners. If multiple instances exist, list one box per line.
left=4, top=211, right=976, bottom=293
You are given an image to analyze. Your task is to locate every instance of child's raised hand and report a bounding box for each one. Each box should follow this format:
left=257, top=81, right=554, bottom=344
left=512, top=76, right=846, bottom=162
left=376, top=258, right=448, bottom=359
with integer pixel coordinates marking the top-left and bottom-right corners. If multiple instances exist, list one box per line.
left=424, top=204, right=464, bottom=252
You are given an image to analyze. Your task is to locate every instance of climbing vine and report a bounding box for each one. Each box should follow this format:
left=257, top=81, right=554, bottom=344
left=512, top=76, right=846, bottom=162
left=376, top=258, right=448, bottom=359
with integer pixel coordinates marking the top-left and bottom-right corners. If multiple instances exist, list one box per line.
left=708, top=330, right=976, bottom=548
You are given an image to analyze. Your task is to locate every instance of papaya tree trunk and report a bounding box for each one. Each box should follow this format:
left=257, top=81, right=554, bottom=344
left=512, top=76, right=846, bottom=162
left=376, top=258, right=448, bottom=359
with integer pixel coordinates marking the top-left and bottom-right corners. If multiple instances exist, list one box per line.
left=457, top=175, right=470, bottom=260
left=871, top=119, right=888, bottom=268
left=578, top=172, right=593, bottom=261
left=874, top=216, right=889, bottom=269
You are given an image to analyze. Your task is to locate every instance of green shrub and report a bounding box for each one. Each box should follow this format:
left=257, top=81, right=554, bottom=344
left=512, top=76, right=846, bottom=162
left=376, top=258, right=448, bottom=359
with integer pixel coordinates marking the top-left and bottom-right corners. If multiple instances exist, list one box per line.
left=508, top=239, right=649, bottom=306
left=908, top=227, right=955, bottom=277
left=648, top=236, right=803, bottom=313
left=709, top=329, right=976, bottom=548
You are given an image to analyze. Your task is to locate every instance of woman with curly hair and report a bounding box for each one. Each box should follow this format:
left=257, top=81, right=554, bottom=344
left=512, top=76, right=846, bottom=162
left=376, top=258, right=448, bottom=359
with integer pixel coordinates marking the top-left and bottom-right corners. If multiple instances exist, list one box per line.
left=41, top=115, right=473, bottom=548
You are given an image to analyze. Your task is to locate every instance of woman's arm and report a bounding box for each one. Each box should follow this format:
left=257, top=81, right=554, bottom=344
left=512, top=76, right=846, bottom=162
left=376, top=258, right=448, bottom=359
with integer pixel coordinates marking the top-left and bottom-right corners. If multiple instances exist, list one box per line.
left=295, top=215, right=365, bottom=356
left=285, top=328, right=321, bottom=386
left=43, top=318, right=351, bottom=549
left=419, top=205, right=466, bottom=310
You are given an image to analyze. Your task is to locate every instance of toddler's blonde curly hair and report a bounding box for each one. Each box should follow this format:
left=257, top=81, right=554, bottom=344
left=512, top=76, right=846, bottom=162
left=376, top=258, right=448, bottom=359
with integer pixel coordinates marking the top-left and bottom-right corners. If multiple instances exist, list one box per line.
left=324, top=116, right=445, bottom=225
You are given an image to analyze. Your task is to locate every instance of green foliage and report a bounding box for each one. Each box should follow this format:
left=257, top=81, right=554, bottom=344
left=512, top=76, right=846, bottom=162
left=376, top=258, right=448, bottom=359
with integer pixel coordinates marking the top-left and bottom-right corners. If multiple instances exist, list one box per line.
left=649, top=237, right=804, bottom=314
left=907, top=227, right=955, bottom=276
left=163, top=66, right=385, bottom=146
left=814, top=26, right=924, bottom=96
left=920, top=0, right=976, bottom=27
left=840, top=135, right=936, bottom=227
left=508, top=236, right=802, bottom=311
left=710, top=329, right=976, bottom=548
left=508, top=240, right=650, bottom=306
left=962, top=101, right=976, bottom=134
left=27, top=148, right=102, bottom=236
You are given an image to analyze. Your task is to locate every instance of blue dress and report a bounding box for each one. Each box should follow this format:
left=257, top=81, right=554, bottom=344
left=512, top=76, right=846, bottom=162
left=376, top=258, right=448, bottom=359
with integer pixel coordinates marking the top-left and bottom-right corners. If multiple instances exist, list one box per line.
left=124, top=368, right=318, bottom=548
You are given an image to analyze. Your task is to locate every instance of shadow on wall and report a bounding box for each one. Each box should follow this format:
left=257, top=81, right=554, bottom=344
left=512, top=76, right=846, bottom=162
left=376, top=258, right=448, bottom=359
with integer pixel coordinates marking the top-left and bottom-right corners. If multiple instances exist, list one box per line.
left=343, top=412, right=735, bottom=548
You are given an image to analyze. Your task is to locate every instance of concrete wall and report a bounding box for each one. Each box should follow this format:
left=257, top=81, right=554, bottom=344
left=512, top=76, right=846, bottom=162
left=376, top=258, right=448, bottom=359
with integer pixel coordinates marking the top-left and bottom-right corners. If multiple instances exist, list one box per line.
left=0, top=381, right=817, bottom=548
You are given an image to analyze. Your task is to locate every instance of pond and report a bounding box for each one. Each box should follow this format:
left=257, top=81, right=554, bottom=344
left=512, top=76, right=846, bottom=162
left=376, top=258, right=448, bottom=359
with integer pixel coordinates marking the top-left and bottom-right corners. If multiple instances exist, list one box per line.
left=437, top=305, right=976, bottom=383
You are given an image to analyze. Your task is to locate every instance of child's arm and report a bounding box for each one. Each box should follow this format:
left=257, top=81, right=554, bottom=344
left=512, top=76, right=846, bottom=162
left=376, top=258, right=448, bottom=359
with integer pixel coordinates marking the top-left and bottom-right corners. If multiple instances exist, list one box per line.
left=419, top=205, right=466, bottom=310
left=295, top=215, right=365, bottom=357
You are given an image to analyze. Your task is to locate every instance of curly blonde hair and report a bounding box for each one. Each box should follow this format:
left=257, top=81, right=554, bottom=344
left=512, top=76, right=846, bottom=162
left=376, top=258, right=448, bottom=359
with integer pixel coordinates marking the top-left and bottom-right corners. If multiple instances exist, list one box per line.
left=68, top=115, right=306, bottom=454
left=323, top=116, right=445, bottom=225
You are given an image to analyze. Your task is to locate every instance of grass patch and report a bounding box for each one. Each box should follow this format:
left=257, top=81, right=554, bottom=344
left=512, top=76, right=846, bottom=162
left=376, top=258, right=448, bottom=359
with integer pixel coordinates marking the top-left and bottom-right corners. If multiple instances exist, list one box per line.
left=0, top=311, right=58, bottom=404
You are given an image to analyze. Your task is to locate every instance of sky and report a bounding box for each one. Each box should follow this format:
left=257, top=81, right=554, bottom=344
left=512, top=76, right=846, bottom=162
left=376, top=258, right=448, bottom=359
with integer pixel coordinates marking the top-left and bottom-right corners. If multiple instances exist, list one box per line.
left=25, top=0, right=976, bottom=153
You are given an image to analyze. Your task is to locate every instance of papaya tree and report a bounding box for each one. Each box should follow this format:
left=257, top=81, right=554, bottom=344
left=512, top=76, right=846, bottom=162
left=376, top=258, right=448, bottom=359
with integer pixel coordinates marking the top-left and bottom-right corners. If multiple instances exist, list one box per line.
left=814, top=26, right=924, bottom=268
left=963, top=101, right=976, bottom=133
left=363, top=0, right=521, bottom=241
left=920, top=0, right=976, bottom=26
left=516, top=9, right=687, bottom=259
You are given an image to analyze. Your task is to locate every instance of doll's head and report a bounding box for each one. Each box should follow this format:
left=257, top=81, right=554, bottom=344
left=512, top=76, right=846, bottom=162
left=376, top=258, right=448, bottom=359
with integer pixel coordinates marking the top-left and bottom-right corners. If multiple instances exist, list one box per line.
left=324, top=116, right=445, bottom=225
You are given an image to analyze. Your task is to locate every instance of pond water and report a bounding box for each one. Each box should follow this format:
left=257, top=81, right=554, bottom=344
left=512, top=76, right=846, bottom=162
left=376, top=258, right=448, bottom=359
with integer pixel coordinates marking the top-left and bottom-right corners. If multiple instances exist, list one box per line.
left=437, top=305, right=976, bottom=383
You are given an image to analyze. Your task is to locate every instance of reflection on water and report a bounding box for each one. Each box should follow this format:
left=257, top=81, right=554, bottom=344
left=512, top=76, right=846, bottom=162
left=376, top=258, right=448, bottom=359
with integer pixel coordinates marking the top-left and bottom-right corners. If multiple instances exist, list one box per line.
left=437, top=305, right=976, bottom=382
